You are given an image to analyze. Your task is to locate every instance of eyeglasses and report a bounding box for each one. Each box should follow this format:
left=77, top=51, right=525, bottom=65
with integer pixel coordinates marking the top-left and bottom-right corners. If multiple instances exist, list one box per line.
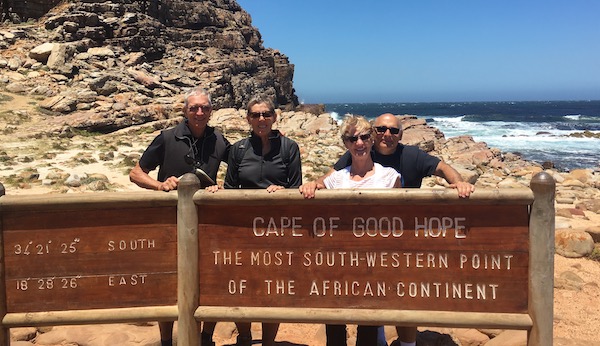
left=375, top=126, right=401, bottom=135
left=187, top=104, right=212, bottom=113
left=344, top=133, right=371, bottom=143
left=248, top=111, right=275, bottom=119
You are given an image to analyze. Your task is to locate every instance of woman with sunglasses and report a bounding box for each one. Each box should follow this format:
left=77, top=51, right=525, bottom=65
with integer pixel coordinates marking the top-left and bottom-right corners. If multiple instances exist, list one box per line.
left=218, top=95, right=302, bottom=192
left=321, top=115, right=401, bottom=190
left=305, top=114, right=400, bottom=346
left=209, top=95, right=302, bottom=345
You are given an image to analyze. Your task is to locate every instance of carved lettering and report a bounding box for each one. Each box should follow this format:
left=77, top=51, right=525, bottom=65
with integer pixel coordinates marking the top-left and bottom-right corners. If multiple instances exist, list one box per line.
left=108, top=239, right=156, bottom=251
left=414, top=217, right=467, bottom=238
left=459, top=253, right=514, bottom=270
left=108, top=274, right=148, bottom=286
left=264, top=280, right=296, bottom=295
left=252, top=217, right=303, bottom=236
left=352, top=217, right=404, bottom=237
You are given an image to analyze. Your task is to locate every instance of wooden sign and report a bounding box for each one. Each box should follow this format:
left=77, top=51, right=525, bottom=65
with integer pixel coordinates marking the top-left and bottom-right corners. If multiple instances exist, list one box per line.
left=1, top=195, right=177, bottom=313
left=198, top=201, right=529, bottom=313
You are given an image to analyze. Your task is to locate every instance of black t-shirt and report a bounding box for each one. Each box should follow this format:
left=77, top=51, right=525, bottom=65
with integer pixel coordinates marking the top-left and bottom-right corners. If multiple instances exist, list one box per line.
left=333, top=144, right=440, bottom=188
left=139, top=121, right=230, bottom=182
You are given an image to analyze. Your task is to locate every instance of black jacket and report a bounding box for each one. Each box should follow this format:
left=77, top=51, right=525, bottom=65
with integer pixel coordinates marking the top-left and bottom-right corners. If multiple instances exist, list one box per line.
left=139, top=120, right=230, bottom=182
left=225, top=130, right=302, bottom=189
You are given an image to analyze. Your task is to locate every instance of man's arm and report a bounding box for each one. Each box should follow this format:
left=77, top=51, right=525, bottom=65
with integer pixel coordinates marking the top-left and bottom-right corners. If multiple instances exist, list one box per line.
left=434, top=161, right=475, bottom=198
left=129, top=163, right=179, bottom=191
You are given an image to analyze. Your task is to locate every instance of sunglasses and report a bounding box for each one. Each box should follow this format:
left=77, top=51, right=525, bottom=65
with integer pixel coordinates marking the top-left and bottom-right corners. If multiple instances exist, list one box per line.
left=375, top=126, right=401, bottom=135
left=344, top=133, right=371, bottom=143
left=248, top=111, right=275, bottom=119
left=188, top=104, right=212, bottom=113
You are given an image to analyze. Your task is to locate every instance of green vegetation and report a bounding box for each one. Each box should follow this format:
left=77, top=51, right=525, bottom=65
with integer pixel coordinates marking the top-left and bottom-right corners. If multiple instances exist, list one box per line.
left=70, top=128, right=103, bottom=137
left=134, top=126, right=157, bottom=135
left=1, top=126, right=16, bottom=135
left=588, top=246, right=600, bottom=262
left=0, top=93, right=14, bottom=104
left=118, top=154, right=137, bottom=168
left=1, top=168, right=40, bottom=188
left=69, top=152, right=98, bottom=165
left=116, top=139, right=133, bottom=147
left=0, top=110, right=31, bottom=125
left=52, top=141, right=69, bottom=151
left=1, top=174, right=20, bottom=187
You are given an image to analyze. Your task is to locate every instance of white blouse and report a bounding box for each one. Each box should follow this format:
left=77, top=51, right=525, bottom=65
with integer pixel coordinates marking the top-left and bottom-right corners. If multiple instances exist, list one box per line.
left=324, top=163, right=401, bottom=189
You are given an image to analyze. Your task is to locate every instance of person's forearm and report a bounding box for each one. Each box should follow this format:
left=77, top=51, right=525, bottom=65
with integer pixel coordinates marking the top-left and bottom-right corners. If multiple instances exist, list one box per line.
left=129, top=164, right=161, bottom=190
left=435, top=162, right=463, bottom=184
left=435, top=161, right=475, bottom=198
left=131, top=172, right=161, bottom=190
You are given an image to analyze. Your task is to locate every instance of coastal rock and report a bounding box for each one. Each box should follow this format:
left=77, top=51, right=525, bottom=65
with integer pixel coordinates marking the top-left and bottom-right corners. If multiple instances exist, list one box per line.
left=32, top=323, right=159, bottom=345
left=65, top=173, right=84, bottom=187
left=566, top=169, right=593, bottom=183
left=585, top=226, right=600, bottom=243
left=555, top=270, right=585, bottom=291
left=29, top=42, right=56, bottom=62
left=555, top=229, right=594, bottom=258
left=576, top=200, right=600, bottom=214
left=399, top=115, right=443, bottom=151
left=452, top=328, right=490, bottom=345
left=483, top=330, right=527, bottom=346
left=562, top=179, right=586, bottom=188
left=8, top=327, right=36, bottom=342
left=0, top=0, right=299, bottom=134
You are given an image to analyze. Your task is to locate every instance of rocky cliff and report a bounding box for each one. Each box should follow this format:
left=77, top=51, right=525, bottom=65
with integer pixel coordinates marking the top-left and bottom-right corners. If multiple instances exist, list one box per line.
left=0, top=0, right=298, bottom=133
left=1, top=0, right=62, bottom=22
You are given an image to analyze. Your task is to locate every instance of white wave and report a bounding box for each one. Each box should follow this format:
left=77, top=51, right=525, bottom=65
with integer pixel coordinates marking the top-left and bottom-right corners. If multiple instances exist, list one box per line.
left=564, top=114, right=581, bottom=120
left=329, top=111, right=343, bottom=124
left=430, top=115, right=465, bottom=123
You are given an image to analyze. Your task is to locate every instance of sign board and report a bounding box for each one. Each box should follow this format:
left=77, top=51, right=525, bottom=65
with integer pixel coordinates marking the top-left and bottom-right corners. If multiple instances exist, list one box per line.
left=198, top=202, right=529, bottom=313
left=2, top=202, right=177, bottom=313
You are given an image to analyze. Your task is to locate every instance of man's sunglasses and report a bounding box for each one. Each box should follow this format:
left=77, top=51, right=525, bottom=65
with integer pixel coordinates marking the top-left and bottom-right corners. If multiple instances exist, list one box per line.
left=375, top=126, right=401, bottom=135
left=344, top=133, right=371, bottom=143
left=248, top=111, right=275, bottom=119
left=187, top=105, right=212, bottom=113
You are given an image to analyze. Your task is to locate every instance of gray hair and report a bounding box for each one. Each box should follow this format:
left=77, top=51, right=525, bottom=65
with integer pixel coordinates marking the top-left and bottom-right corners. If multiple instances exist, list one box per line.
left=184, top=87, right=212, bottom=108
left=246, top=95, right=275, bottom=113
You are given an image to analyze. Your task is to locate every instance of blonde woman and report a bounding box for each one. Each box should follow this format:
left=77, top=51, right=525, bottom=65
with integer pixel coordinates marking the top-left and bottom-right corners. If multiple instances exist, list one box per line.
left=301, top=114, right=401, bottom=346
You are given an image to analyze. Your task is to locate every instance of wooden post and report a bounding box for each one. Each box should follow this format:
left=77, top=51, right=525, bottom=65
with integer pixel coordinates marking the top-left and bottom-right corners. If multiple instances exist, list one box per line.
left=177, top=173, right=201, bottom=346
left=528, top=172, right=555, bottom=346
left=0, top=182, right=8, bottom=345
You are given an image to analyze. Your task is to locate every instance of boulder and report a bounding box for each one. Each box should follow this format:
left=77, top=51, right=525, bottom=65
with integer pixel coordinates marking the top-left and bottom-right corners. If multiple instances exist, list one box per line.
left=555, top=229, right=594, bottom=258
left=29, top=42, right=56, bottom=62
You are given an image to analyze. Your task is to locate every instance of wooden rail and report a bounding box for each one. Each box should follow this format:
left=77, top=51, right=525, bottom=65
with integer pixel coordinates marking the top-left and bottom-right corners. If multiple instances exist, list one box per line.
left=0, top=173, right=555, bottom=345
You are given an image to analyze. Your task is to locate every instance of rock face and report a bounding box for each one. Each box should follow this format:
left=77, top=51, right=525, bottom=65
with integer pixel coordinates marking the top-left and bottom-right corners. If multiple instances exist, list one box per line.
left=1, top=0, right=62, bottom=23
left=1, top=0, right=298, bottom=132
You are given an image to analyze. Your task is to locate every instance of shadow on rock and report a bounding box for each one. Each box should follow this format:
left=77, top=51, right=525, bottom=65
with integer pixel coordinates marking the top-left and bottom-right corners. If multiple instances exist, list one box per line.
left=390, top=330, right=458, bottom=346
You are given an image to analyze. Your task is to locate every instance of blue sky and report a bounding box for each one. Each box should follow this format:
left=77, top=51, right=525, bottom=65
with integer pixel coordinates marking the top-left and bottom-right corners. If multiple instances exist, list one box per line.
left=236, top=0, right=600, bottom=103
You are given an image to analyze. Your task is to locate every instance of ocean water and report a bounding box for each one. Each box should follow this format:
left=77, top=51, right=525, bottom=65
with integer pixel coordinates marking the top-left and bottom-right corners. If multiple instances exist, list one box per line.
left=325, top=101, right=600, bottom=171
